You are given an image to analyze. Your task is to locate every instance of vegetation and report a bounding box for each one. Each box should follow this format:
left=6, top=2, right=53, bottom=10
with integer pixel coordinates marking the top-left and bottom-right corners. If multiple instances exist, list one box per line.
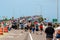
left=38, top=17, right=44, bottom=23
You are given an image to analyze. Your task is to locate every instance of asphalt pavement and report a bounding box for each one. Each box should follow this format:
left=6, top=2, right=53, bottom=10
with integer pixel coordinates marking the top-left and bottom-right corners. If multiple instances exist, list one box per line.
left=0, top=25, right=59, bottom=40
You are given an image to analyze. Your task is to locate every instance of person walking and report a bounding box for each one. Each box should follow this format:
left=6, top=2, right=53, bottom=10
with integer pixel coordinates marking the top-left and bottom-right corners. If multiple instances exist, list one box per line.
left=55, top=24, right=60, bottom=40
left=35, top=23, right=39, bottom=34
left=40, top=23, right=43, bottom=35
left=31, top=24, right=35, bottom=33
left=24, top=23, right=28, bottom=31
left=27, top=20, right=32, bottom=33
left=8, top=21, right=12, bottom=31
left=12, top=20, right=17, bottom=29
left=0, top=22, right=1, bottom=27
left=45, top=23, right=55, bottom=40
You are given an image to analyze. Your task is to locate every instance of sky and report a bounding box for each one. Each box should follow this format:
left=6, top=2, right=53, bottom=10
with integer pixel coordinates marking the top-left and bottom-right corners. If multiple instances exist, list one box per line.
left=0, top=0, right=60, bottom=22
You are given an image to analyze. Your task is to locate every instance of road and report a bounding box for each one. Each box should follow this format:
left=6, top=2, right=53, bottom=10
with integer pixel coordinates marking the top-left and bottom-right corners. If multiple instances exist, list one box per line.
left=0, top=29, right=46, bottom=40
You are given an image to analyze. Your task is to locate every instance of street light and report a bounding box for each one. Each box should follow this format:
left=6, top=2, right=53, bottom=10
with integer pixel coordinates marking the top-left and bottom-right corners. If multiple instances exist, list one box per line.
left=40, top=5, right=42, bottom=16
left=56, top=0, right=59, bottom=23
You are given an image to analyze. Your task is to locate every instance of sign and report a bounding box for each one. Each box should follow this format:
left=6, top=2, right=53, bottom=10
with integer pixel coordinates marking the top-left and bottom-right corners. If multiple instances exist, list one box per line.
left=53, top=19, right=58, bottom=23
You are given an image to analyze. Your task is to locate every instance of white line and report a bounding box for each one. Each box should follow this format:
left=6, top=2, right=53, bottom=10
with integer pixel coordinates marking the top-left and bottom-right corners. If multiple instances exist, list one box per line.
left=29, top=32, right=33, bottom=40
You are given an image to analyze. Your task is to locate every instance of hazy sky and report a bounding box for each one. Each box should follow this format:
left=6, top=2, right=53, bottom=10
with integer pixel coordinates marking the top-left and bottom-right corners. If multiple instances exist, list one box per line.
left=0, top=0, right=60, bottom=22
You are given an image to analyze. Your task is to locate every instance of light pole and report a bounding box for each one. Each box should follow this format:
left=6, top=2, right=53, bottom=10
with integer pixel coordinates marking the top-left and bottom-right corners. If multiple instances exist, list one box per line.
left=56, top=0, right=59, bottom=23
left=40, top=5, right=42, bottom=16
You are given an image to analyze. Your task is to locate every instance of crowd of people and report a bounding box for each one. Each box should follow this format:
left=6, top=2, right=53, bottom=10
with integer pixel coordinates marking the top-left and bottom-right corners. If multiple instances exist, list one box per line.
left=0, top=19, right=60, bottom=40
left=11, top=19, right=60, bottom=40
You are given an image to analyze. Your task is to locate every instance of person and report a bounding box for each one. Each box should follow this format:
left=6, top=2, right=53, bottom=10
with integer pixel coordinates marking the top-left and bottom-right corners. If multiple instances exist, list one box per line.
left=16, top=19, right=20, bottom=29
left=40, top=23, right=43, bottom=34
left=20, top=23, right=24, bottom=30
left=1, top=22, right=4, bottom=28
left=32, top=24, right=35, bottom=33
left=12, top=20, right=17, bottom=29
left=24, top=23, right=28, bottom=31
left=0, top=22, right=1, bottom=27
left=55, top=24, right=60, bottom=40
left=8, top=21, right=12, bottom=31
left=35, top=23, right=39, bottom=35
left=35, top=21, right=39, bottom=31
left=27, top=20, right=32, bottom=33
left=45, top=23, right=55, bottom=40
left=4, top=22, right=6, bottom=27
left=19, top=20, right=22, bottom=29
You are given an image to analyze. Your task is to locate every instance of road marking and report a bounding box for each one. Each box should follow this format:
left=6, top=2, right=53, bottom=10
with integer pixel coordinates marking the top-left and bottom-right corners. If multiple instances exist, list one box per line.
left=29, top=32, right=33, bottom=40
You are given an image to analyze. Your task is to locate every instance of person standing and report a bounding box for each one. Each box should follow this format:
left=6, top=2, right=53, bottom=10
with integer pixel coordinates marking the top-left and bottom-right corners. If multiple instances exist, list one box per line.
left=45, top=23, right=55, bottom=40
